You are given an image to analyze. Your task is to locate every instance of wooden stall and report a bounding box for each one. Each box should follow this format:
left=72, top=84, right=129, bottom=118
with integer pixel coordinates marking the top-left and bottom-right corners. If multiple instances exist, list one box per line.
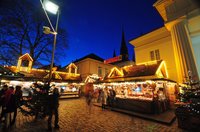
left=0, top=53, right=82, bottom=98
left=96, top=60, right=177, bottom=114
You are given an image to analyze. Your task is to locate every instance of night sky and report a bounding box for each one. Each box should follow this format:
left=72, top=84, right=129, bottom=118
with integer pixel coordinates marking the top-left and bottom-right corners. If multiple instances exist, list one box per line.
left=57, top=0, right=164, bottom=66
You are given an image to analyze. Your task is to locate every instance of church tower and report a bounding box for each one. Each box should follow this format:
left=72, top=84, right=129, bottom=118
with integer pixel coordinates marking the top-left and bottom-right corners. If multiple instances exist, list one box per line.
left=113, top=49, right=116, bottom=57
left=120, top=29, right=129, bottom=61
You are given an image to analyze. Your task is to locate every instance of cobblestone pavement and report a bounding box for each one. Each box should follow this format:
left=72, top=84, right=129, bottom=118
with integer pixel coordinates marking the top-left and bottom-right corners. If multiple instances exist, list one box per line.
left=1, top=97, right=187, bottom=132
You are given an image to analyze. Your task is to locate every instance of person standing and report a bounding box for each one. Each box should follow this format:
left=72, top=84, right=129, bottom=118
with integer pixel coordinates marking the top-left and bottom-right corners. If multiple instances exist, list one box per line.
left=86, top=90, right=93, bottom=114
left=0, top=85, right=8, bottom=121
left=47, top=86, right=60, bottom=131
left=109, top=88, right=116, bottom=107
left=11, top=85, right=22, bottom=125
left=101, top=87, right=108, bottom=110
left=3, top=86, right=16, bottom=128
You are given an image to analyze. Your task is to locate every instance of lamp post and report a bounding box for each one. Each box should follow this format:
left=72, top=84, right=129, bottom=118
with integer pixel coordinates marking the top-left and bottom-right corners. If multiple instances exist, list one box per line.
left=40, top=0, right=59, bottom=84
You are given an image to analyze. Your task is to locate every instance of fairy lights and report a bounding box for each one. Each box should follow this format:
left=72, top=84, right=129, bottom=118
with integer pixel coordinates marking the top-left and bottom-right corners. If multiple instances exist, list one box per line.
left=108, top=67, right=124, bottom=77
left=4, top=53, right=81, bottom=81
left=155, top=61, right=169, bottom=78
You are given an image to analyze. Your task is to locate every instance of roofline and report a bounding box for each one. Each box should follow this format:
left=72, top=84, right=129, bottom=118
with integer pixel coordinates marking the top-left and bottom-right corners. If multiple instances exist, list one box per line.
left=104, top=76, right=177, bottom=83
left=74, top=58, right=114, bottom=67
left=153, top=0, right=164, bottom=7
left=73, top=53, right=104, bottom=63
left=129, top=25, right=164, bottom=43
left=19, top=53, right=33, bottom=61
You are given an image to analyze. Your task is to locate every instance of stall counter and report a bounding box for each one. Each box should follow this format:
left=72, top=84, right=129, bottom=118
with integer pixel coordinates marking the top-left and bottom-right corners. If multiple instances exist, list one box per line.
left=113, top=97, right=169, bottom=114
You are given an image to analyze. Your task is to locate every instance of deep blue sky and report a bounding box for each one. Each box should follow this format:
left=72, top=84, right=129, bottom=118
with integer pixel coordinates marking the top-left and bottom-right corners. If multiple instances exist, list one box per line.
left=57, top=0, right=164, bottom=66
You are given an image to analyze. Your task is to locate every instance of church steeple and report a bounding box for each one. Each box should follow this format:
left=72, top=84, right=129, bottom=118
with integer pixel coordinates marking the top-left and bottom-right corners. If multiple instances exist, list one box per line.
left=120, top=28, right=129, bottom=61
left=113, top=49, right=116, bottom=57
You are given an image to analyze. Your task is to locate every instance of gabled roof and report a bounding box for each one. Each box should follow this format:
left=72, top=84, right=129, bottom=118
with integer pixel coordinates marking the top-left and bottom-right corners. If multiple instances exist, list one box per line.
left=129, top=26, right=168, bottom=47
left=66, top=63, right=77, bottom=69
left=122, top=61, right=162, bottom=77
left=104, top=60, right=169, bottom=82
left=73, top=53, right=104, bottom=63
left=19, top=53, right=33, bottom=61
left=108, top=67, right=124, bottom=78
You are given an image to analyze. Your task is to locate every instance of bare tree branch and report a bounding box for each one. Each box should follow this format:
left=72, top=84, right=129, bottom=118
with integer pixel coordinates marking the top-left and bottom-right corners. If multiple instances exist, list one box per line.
left=0, top=0, right=68, bottom=67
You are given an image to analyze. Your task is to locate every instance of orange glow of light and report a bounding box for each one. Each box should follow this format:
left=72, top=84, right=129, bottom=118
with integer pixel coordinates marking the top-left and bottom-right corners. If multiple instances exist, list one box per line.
left=32, top=68, right=46, bottom=72
left=19, top=53, right=33, bottom=61
left=108, top=67, right=124, bottom=77
left=54, top=72, right=62, bottom=79
left=136, top=60, right=158, bottom=65
left=123, top=65, right=133, bottom=69
left=44, top=71, right=62, bottom=80
left=67, top=63, right=77, bottom=69
left=155, top=61, right=169, bottom=78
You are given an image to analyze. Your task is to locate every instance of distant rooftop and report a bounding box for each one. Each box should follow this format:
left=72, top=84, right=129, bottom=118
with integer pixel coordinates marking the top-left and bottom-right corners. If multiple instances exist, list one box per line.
left=73, top=53, right=104, bottom=63
left=38, top=63, right=62, bottom=70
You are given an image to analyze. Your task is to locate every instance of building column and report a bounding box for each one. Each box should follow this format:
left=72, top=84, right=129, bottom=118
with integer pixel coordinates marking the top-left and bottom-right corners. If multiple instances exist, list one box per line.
left=166, top=17, right=199, bottom=83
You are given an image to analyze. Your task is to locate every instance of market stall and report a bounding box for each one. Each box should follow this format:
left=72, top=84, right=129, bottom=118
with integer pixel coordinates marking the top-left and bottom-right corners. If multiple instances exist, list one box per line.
left=0, top=53, right=82, bottom=98
left=95, top=60, right=177, bottom=114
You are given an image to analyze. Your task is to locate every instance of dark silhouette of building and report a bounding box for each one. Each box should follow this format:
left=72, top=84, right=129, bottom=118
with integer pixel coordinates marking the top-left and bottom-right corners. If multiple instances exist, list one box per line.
left=113, top=49, right=116, bottom=57
left=120, top=29, right=129, bottom=61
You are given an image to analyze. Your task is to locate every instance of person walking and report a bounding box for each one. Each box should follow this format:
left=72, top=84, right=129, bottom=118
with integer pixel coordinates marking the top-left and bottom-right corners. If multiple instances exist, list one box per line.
left=86, top=90, right=93, bottom=114
left=101, top=87, right=108, bottom=110
left=47, top=86, right=60, bottom=131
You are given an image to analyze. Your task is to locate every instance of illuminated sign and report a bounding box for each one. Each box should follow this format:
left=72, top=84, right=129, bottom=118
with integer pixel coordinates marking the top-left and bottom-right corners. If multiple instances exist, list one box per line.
left=104, top=55, right=122, bottom=64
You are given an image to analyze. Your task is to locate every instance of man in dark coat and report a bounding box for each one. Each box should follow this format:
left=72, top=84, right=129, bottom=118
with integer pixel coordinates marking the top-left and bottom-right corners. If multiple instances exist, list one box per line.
left=47, top=86, right=60, bottom=130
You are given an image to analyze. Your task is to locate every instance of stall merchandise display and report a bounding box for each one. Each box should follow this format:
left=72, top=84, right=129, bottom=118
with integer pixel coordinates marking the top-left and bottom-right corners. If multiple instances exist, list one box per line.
left=94, top=80, right=175, bottom=114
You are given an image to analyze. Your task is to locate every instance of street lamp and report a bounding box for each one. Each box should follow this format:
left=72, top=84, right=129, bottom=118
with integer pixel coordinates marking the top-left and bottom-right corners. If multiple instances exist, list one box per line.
left=40, top=0, right=60, bottom=84
left=43, top=0, right=59, bottom=15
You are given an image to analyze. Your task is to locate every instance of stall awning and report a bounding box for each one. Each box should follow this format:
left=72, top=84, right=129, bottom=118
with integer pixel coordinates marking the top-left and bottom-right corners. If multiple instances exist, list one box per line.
left=0, top=66, right=24, bottom=80
left=104, top=60, right=171, bottom=82
left=3, top=66, right=82, bottom=82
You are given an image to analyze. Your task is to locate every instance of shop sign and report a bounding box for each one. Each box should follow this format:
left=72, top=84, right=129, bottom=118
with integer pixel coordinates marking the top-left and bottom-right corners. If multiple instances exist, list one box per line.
left=104, top=55, right=122, bottom=64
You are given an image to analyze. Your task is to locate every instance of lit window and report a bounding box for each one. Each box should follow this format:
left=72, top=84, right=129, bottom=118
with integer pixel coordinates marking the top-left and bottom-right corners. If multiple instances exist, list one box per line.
left=155, top=49, right=160, bottom=60
left=150, top=51, right=155, bottom=60
left=98, top=66, right=102, bottom=77
left=105, top=68, right=108, bottom=75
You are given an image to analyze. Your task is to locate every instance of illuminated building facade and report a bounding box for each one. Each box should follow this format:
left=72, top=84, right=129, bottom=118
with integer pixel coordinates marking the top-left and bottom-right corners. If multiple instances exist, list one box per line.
left=130, top=0, right=200, bottom=83
left=72, top=53, right=114, bottom=82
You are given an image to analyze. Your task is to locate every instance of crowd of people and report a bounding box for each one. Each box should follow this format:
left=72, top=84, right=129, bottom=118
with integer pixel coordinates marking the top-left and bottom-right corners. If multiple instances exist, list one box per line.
left=0, top=84, right=22, bottom=129
left=0, top=83, right=60, bottom=131
left=99, top=87, right=116, bottom=110
left=85, top=85, right=116, bottom=111
left=0, top=82, right=117, bottom=130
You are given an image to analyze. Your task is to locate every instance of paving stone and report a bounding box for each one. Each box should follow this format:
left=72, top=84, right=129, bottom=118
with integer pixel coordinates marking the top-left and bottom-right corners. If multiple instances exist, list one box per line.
left=0, top=97, right=188, bottom=132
